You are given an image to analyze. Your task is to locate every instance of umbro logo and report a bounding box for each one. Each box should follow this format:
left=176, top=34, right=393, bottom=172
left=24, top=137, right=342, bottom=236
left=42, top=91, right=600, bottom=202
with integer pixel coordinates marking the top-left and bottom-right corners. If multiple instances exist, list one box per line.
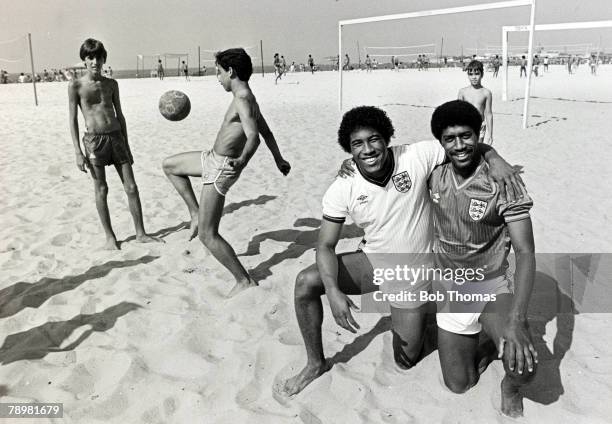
left=357, top=194, right=369, bottom=204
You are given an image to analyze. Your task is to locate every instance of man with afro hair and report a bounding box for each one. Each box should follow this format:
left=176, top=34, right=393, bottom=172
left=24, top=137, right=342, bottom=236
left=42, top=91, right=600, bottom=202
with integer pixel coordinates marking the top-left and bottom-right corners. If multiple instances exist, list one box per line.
left=429, top=100, right=536, bottom=417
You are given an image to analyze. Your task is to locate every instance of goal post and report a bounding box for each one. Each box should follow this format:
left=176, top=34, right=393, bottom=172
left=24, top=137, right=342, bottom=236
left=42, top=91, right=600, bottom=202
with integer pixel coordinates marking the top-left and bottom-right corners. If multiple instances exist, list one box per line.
left=0, top=33, right=37, bottom=105
left=502, top=20, right=612, bottom=102
left=338, top=0, right=536, bottom=124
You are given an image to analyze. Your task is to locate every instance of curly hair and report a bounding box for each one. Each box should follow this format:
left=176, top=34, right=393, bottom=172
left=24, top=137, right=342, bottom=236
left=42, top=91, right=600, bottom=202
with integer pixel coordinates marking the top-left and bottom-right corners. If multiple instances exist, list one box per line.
left=430, top=100, right=482, bottom=141
left=337, top=106, right=394, bottom=153
left=215, top=48, right=253, bottom=81
left=79, top=38, right=107, bottom=62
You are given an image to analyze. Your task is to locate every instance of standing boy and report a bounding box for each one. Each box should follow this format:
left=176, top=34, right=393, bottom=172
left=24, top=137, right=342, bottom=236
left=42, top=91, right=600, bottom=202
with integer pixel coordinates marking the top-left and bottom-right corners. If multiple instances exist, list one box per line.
left=308, top=54, right=315, bottom=74
left=162, top=48, right=291, bottom=296
left=519, top=55, right=527, bottom=78
left=157, top=59, right=164, bottom=80
left=274, top=53, right=283, bottom=84
left=68, top=38, right=160, bottom=250
left=182, top=61, right=190, bottom=81
left=457, top=60, right=493, bottom=145
left=429, top=100, right=537, bottom=417
left=492, top=55, right=501, bottom=78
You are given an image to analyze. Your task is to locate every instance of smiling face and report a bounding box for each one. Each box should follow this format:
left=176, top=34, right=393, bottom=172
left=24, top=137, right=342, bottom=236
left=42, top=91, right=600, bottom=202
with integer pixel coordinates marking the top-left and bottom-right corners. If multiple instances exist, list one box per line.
left=84, top=55, right=105, bottom=77
left=349, top=126, right=389, bottom=177
left=440, top=125, right=479, bottom=171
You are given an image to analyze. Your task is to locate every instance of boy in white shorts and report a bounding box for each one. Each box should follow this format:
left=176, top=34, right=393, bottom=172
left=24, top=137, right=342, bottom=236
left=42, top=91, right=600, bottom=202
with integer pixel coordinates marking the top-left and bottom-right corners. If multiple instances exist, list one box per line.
left=162, top=48, right=290, bottom=296
left=429, top=100, right=537, bottom=418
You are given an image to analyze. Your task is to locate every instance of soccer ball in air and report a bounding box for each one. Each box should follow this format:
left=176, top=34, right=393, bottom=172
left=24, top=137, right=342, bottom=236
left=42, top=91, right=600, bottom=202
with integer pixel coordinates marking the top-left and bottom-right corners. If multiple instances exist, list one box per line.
left=159, top=90, right=191, bottom=121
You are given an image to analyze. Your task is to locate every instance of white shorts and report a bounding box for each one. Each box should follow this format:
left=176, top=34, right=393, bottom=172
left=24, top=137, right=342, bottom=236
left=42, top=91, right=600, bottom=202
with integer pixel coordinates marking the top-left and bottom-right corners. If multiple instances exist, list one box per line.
left=436, top=275, right=511, bottom=335
left=201, top=150, right=240, bottom=196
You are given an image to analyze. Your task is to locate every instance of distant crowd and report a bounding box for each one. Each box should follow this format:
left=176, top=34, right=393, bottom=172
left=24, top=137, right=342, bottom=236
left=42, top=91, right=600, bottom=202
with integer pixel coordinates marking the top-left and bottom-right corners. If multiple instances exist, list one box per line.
left=0, top=66, right=114, bottom=84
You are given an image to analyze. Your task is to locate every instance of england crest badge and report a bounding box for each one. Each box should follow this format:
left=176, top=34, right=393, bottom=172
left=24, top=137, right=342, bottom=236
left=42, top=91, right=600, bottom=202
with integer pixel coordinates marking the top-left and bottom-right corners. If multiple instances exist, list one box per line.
left=469, top=199, right=488, bottom=221
left=392, top=171, right=412, bottom=193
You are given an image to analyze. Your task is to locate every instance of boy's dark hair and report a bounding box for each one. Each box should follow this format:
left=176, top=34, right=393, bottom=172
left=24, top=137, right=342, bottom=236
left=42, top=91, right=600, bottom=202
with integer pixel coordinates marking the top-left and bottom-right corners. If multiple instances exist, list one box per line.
left=79, top=38, right=107, bottom=62
left=430, top=100, right=482, bottom=141
left=338, top=106, right=394, bottom=153
left=466, top=60, right=483, bottom=74
left=215, top=48, right=253, bottom=81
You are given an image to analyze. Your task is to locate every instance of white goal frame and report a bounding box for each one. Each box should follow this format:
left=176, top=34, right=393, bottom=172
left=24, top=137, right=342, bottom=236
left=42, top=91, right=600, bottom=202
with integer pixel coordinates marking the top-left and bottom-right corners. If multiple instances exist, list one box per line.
left=338, top=0, right=536, bottom=127
left=502, top=20, right=612, bottom=112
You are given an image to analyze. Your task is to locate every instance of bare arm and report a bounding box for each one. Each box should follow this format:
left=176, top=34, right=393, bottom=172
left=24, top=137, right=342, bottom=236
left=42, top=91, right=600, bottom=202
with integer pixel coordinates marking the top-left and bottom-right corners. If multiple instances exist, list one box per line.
left=479, top=144, right=524, bottom=202
left=111, top=79, right=128, bottom=144
left=68, top=81, right=86, bottom=172
left=229, top=94, right=261, bottom=171
left=507, top=218, right=535, bottom=323
left=316, top=219, right=360, bottom=333
left=484, top=89, right=493, bottom=144
left=257, top=110, right=291, bottom=175
left=316, top=220, right=343, bottom=294
left=457, top=88, right=464, bottom=100
left=499, top=217, right=538, bottom=374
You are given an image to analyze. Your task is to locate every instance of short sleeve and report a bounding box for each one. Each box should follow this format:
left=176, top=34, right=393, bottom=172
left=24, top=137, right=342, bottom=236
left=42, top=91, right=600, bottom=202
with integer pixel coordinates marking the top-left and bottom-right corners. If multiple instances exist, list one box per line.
left=413, top=140, right=447, bottom=176
left=497, top=186, right=534, bottom=223
left=322, top=179, right=349, bottom=223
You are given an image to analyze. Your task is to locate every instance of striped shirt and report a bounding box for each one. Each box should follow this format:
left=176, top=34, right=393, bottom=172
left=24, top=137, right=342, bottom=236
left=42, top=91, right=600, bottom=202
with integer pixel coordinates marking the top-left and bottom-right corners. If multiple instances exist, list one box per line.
left=429, top=161, right=533, bottom=276
left=322, top=141, right=446, bottom=254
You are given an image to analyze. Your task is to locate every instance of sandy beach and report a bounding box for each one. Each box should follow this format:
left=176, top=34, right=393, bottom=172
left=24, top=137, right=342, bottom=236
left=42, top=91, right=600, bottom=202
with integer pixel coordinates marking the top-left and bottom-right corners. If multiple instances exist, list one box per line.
left=1, top=66, right=611, bottom=423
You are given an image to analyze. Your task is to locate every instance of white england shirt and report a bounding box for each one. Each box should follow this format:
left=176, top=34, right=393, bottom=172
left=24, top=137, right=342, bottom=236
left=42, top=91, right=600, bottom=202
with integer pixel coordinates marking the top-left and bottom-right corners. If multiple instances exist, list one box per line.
left=322, top=140, right=446, bottom=254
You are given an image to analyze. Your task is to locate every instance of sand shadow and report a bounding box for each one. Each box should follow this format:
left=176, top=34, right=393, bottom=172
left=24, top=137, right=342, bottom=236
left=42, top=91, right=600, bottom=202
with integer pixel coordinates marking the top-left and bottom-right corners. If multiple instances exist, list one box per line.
left=0, top=302, right=141, bottom=365
left=521, top=270, right=576, bottom=405
left=328, top=316, right=392, bottom=365
left=529, top=96, right=612, bottom=105
left=222, top=194, right=277, bottom=216
left=121, top=195, right=278, bottom=242
left=241, top=218, right=364, bottom=281
left=0, top=255, right=158, bottom=319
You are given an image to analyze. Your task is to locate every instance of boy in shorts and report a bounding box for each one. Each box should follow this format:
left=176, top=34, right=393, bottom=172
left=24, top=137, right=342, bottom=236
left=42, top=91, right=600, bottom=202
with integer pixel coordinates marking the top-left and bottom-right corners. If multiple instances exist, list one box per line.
left=458, top=60, right=493, bottom=145
left=68, top=38, right=161, bottom=250
left=162, top=48, right=291, bottom=296
left=429, top=100, right=537, bottom=417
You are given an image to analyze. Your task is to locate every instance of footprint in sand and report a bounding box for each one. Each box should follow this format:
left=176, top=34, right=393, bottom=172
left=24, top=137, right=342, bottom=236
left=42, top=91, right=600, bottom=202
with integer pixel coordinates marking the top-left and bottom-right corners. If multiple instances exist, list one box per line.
left=275, top=328, right=303, bottom=346
left=379, top=408, right=417, bottom=423
left=51, top=233, right=72, bottom=247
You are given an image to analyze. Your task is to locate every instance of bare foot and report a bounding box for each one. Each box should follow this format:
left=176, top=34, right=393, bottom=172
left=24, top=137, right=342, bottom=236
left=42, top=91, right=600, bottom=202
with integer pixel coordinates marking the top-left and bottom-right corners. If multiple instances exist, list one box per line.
left=188, top=215, right=199, bottom=241
left=136, top=234, right=165, bottom=244
left=501, top=376, right=524, bottom=417
left=227, top=278, right=258, bottom=298
left=103, top=237, right=120, bottom=250
left=282, top=362, right=331, bottom=397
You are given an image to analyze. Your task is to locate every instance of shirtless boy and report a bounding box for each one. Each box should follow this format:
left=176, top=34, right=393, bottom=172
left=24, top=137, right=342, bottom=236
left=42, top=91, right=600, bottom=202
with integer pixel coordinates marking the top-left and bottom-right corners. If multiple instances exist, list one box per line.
left=157, top=59, right=164, bottom=80
left=458, top=60, right=493, bottom=145
left=162, top=48, right=291, bottom=296
left=68, top=38, right=160, bottom=250
left=429, top=100, right=537, bottom=417
left=182, top=61, right=190, bottom=81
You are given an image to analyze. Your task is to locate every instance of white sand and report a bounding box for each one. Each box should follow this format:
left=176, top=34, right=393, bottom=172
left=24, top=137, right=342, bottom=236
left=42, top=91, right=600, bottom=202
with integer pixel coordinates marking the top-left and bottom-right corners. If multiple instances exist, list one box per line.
left=1, top=65, right=611, bottom=423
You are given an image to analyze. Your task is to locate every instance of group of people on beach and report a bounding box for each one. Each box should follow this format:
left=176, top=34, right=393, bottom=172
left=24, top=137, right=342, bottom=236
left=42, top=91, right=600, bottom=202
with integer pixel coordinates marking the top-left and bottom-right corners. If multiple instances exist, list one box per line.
left=69, top=38, right=535, bottom=417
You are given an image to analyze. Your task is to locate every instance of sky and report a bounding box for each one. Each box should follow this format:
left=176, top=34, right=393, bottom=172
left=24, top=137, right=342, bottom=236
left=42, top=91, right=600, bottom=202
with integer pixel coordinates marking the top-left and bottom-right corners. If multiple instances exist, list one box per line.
left=1, top=0, right=611, bottom=72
